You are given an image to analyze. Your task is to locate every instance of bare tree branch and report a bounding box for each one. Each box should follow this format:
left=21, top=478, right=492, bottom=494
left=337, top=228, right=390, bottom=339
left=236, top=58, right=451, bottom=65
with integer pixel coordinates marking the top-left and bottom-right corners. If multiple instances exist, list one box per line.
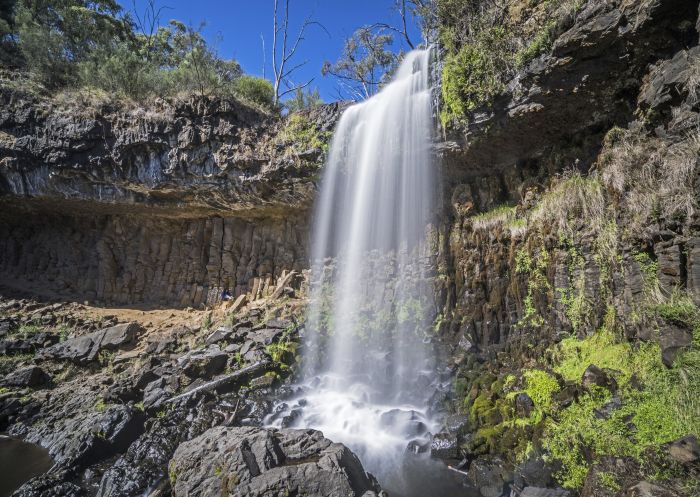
left=271, top=0, right=327, bottom=105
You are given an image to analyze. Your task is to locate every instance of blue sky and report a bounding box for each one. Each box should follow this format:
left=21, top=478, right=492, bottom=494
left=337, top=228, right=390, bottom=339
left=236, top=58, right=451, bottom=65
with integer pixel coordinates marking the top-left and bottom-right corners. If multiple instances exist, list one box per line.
left=129, top=0, right=422, bottom=102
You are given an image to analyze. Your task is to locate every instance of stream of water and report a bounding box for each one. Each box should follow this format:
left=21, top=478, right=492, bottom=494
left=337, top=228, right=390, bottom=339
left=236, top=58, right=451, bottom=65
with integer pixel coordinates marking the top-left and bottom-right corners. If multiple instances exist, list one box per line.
left=267, top=49, right=469, bottom=496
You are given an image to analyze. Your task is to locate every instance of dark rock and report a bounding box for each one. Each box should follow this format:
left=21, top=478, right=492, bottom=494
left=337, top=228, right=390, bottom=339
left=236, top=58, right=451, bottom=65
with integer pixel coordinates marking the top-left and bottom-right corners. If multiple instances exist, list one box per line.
left=406, top=438, right=431, bottom=455
left=204, top=326, right=233, bottom=345
left=181, top=349, right=227, bottom=380
left=142, top=378, right=173, bottom=411
left=659, top=325, right=693, bottom=367
left=515, top=393, right=535, bottom=418
left=12, top=472, right=84, bottom=497
left=581, top=365, right=617, bottom=392
left=667, top=435, right=700, bottom=464
left=444, top=414, right=470, bottom=436
left=168, top=426, right=382, bottom=497
left=430, top=432, right=460, bottom=460
left=467, top=457, right=512, bottom=497
left=1, top=366, right=51, bottom=388
left=594, top=396, right=622, bottom=419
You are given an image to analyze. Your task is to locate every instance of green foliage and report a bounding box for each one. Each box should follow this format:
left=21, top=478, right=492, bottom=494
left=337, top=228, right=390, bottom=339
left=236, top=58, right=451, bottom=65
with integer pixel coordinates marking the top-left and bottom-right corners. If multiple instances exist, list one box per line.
left=202, top=312, right=212, bottom=331
left=284, top=87, right=322, bottom=113
left=597, top=472, right=621, bottom=492
left=278, top=113, right=332, bottom=154
left=471, top=204, right=517, bottom=229
left=5, top=1, right=271, bottom=105
left=17, top=323, right=41, bottom=337
left=440, top=26, right=510, bottom=127
left=94, top=398, right=108, bottom=412
left=515, top=20, right=556, bottom=67
left=15, top=0, right=128, bottom=88
left=633, top=251, right=659, bottom=293
left=232, top=75, right=276, bottom=111
left=322, top=26, right=398, bottom=100
left=515, top=248, right=532, bottom=274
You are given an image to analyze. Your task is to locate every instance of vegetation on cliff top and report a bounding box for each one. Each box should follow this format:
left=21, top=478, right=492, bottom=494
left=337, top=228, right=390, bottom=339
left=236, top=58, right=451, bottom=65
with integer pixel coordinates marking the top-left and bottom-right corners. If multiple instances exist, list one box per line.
left=438, top=0, right=585, bottom=127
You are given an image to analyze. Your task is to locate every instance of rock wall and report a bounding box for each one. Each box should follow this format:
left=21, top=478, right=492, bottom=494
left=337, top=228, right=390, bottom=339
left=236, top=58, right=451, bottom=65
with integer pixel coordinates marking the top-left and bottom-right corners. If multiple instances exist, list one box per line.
left=0, top=204, right=308, bottom=307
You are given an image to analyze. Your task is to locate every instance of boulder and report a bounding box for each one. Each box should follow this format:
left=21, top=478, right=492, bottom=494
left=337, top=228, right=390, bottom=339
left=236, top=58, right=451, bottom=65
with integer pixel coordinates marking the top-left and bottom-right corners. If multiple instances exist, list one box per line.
left=37, top=323, right=142, bottom=364
left=467, top=457, right=512, bottom=497
left=379, top=409, right=428, bottom=438
left=1, top=365, right=51, bottom=388
left=181, top=350, right=228, bottom=379
left=667, top=435, right=700, bottom=464
left=168, top=426, right=381, bottom=497
left=581, top=365, right=617, bottom=392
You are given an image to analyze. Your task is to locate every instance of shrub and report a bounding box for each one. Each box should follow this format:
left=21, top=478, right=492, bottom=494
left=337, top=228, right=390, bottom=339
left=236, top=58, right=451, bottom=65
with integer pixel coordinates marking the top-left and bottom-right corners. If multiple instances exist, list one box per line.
left=233, top=75, right=276, bottom=111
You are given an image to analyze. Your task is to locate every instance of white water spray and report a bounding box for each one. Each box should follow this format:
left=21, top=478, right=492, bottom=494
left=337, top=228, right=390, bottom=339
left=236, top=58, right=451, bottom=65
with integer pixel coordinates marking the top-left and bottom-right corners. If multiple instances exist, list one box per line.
left=268, top=49, right=462, bottom=496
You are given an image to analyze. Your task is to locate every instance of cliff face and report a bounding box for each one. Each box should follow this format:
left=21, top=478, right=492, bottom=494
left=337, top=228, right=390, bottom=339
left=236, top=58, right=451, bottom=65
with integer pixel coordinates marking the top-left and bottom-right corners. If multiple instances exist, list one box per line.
left=433, top=1, right=700, bottom=494
left=438, top=0, right=700, bottom=354
left=0, top=89, right=343, bottom=306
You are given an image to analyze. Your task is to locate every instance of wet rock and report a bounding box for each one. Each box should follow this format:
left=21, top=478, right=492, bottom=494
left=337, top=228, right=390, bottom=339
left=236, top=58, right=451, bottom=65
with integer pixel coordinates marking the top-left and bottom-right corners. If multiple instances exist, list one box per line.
left=37, top=323, right=141, bottom=364
left=513, top=456, right=556, bottom=490
left=406, top=437, right=431, bottom=454
left=379, top=409, right=428, bottom=438
left=168, top=426, right=382, bottom=497
left=12, top=472, right=84, bottom=497
left=667, top=435, right=700, bottom=464
left=444, top=413, right=470, bottom=436
left=467, top=457, right=512, bottom=497
left=1, top=365, right=51, bottom=388
left=430, top=432, right=460, bottom=460
left=581, top=365, right=617, bottom=392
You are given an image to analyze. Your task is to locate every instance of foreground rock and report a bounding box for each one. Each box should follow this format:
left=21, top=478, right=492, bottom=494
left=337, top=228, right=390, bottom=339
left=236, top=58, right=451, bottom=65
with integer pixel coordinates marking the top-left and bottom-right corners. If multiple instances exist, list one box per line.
left=169, top=426, right=382, bottom=497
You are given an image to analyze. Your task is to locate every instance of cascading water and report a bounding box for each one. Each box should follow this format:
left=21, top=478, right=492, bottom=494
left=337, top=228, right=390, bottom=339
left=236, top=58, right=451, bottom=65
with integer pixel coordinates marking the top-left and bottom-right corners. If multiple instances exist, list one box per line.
left=267, top=49, right=466, bottom=496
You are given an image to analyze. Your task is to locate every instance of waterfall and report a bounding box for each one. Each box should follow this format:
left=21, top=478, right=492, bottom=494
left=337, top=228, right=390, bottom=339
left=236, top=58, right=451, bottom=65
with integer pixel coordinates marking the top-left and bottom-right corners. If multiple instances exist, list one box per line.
left=268, top=49, right=462, bottom=496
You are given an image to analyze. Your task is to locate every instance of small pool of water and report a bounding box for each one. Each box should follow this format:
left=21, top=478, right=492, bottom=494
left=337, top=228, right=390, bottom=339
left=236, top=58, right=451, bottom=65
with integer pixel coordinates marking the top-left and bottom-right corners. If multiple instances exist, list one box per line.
left=0, top=435, right=53, bottom=497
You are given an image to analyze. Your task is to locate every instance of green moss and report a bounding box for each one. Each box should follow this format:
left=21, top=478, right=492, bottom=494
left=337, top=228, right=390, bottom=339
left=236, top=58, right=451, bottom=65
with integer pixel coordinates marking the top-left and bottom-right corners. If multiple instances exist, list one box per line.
left=471, top=204, right=517, bottom=228
left=543, top=323, right=700, bottom=489
left=523, top=370, right=560, bottom=413
left=553, top=329, right=631, bottom=382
